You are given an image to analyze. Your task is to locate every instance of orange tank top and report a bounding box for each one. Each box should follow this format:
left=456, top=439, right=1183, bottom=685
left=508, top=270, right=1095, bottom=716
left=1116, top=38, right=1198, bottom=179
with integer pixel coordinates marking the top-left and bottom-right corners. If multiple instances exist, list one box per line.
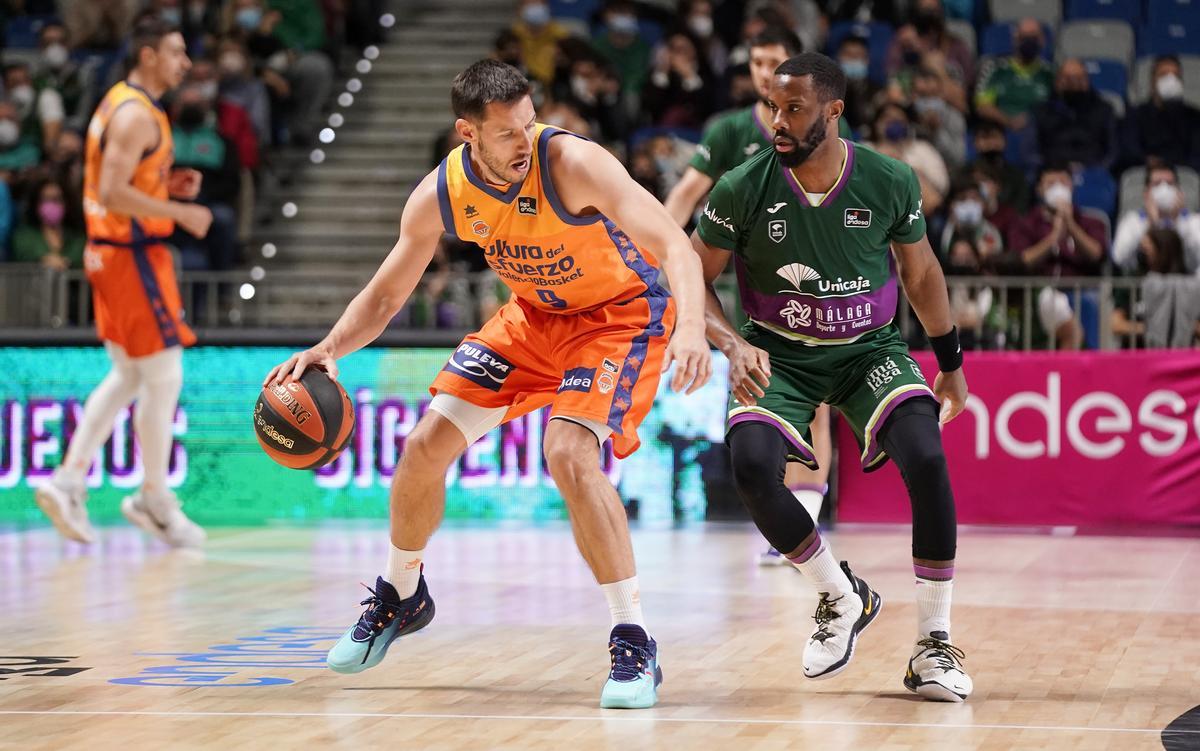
left=83, top=81, right=175, bottom=244
left=436, top=124, right=664, bottom=314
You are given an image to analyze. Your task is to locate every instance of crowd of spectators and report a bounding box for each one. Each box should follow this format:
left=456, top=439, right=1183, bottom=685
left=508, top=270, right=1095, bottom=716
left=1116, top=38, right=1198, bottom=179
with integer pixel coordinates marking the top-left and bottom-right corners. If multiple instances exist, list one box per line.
left=0, top=0, right=380, bottom=272
left=439, top=0, right=1199, bottom=349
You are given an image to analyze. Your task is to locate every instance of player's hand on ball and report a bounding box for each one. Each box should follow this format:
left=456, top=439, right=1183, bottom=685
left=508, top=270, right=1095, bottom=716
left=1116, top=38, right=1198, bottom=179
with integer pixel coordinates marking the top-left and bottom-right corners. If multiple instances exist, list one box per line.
left=726, top=338, right=771, bottom=407
left=663, top=324, right=712, bottom=395
left=933, top=368, right=967, bottom=425
left=264, top=345, right=339, bottom=387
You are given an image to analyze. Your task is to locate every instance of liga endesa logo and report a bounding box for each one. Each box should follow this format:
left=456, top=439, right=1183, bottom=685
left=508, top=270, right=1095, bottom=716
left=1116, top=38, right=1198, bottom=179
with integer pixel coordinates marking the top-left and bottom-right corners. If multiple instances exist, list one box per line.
left=956, top=373, right=1200, bottom=460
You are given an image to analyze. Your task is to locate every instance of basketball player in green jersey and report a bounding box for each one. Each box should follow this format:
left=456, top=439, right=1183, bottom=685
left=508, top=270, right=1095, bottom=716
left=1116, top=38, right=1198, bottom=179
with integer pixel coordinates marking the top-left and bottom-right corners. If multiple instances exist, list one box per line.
left=692, top=53, right=973, bottom=701
left=665, top=29, right=849, bottom=562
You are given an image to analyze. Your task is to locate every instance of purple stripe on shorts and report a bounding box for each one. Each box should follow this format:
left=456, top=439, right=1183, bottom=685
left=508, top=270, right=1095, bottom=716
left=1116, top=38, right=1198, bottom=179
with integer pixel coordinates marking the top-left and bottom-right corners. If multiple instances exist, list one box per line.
left=728, top=412, right=815, bottom=464
left=914, top=564, right=954, bottom=581
left=787, top=482, right=828, bottom=494
left=788, top=533, right=823, bottom=565
left=861, top=389, right=936, bottom=469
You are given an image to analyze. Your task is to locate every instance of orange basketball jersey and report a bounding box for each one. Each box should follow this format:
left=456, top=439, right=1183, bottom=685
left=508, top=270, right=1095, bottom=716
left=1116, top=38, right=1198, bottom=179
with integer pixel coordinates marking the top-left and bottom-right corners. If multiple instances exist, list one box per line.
left=84, top=81, right=175, bottom=244
left=437, top=124, right=663, bottom=313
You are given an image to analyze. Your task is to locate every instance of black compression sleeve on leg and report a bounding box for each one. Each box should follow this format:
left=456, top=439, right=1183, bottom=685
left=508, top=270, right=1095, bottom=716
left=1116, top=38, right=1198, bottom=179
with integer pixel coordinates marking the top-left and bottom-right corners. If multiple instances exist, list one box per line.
left=878, top=399, right=957, bottom=561
left=727, top=422, right=817, bottom=555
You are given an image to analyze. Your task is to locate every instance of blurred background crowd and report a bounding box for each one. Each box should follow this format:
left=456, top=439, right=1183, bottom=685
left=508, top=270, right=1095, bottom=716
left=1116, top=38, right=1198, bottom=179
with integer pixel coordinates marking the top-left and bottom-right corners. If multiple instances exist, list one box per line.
left=1, top=0, right=1198, bottom=349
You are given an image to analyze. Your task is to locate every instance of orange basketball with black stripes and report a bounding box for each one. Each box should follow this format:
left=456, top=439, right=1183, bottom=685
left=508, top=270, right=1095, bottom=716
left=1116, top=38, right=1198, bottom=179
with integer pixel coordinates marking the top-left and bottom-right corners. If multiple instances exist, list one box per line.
left=254, top=368, right=355, bottom=469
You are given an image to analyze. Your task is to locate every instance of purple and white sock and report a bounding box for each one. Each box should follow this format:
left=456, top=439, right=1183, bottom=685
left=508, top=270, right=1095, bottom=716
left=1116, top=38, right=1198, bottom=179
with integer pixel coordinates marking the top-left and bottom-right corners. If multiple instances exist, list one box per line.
left=789, top=532, right=853, bottom=595
left=915, top=564, right=954, bottom=639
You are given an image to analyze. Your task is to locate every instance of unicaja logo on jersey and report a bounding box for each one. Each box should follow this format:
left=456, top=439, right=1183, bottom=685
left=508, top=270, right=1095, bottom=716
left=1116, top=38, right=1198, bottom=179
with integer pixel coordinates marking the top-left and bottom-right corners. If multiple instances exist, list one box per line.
left=777, top=262, right=872, bottom=295
left=768, top=219, right=786, bottom=243
left=777, top=262, right=821, bottom=290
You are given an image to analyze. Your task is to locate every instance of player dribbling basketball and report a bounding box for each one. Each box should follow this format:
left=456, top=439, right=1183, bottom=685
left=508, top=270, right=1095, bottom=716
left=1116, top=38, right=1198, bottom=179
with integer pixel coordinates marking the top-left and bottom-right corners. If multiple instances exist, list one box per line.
left=264, top=60, right=711, bottom=709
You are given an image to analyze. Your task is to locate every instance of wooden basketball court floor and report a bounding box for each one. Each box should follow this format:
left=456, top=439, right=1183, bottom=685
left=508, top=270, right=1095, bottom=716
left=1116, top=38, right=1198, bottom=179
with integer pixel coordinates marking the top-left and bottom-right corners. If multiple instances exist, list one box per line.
left=1, top=522, right=1197, bottom=750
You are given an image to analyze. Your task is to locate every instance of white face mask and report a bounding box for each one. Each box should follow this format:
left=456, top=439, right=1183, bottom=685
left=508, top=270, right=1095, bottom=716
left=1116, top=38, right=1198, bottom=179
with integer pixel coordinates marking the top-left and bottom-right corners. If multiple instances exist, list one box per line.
left=1156, top=73, right=1184, bottom=101
left=196, top=80, right=219, bottom=102
left=9, top=84, right=35, bottom=113
left=1151, top=181, right=1179, bottom=211
left=952, top=199, right=983, bottom=226
left=1044, top=182, right=1072, bottom=209
left=0, top=120, right=19, bottom=148
left=42, top=43, right=69, bottom=70
left=688, top=15, right=713, bottom=38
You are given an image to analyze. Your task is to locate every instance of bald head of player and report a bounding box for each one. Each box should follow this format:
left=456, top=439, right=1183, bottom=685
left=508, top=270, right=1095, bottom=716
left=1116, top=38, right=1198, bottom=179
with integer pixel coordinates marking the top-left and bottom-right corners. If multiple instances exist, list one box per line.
left=766, top=52, right=846, bottom=168
left=451, top=59, right=536, bottom=186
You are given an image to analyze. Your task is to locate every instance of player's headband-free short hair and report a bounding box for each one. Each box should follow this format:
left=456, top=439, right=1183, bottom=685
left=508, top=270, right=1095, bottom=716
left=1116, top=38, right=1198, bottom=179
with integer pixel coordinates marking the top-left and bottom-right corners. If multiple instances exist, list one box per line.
left=451, top=59, right=532, bottom=121
left=130, top=16, right=178, bottom=66
left=749, top=27, right=803, bottom=56
left=774, top=52, right=847, bottom=102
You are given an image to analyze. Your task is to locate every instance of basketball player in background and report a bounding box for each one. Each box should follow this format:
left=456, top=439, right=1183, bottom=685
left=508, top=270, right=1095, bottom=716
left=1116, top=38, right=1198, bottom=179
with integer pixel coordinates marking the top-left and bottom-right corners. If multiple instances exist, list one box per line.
left=663, top=28, right=835, bottom=563
left=35, top=18, right=212, bottom=548
left=265, top=60, right=710, bottom=709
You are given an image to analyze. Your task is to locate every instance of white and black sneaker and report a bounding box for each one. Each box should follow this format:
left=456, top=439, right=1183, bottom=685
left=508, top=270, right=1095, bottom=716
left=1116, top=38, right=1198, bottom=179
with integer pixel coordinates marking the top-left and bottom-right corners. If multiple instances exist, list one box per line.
left=121, top=490, right=206, bottom=548
left=904, top=631, right=973, bottom=702
left=802, top=561, right=882, bottom=679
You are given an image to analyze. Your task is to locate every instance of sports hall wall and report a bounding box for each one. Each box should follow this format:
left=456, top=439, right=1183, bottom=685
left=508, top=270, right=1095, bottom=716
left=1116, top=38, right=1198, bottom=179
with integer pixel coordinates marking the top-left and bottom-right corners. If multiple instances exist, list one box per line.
left=2, top=346, right=1199, bottom=528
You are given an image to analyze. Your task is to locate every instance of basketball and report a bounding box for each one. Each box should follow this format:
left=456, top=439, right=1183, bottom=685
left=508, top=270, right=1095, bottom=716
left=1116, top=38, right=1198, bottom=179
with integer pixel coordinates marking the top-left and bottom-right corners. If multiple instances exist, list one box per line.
left=254, top=368, right=354, bottom=469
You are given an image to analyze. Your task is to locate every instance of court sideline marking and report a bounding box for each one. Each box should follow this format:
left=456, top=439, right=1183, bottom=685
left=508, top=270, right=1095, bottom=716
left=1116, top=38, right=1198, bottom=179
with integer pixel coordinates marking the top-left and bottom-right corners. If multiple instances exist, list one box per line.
left=0, top=709, right=1192, bottom=735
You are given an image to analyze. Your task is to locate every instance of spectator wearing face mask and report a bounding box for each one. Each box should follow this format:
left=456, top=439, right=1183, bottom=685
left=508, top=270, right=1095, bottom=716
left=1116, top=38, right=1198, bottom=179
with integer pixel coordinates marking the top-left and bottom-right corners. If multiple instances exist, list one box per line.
left=170, top=83, right=242, bottom=270
left=837, top=35, right=879, bottom=133
left=3, top=63, right=64, bottom=155
left=975, top=17, right=1053, bottom=133
left=1119, top=55, right=1200, bottom=173
left=32, top=22, right=96, bottom=136
left=643, top=31, right=716, bottom=129
left=885, top=0, right=973, bottom=111
left=1112, top=228, right=1200, bottom=348
left=1033, top=58, right=1117, bottom=170
left=911, top=66, right=965, bottom=169
left=868, top=101, right=949, bottom=214
left=941, top=177, right=1003, bottom=259
left=11, top=177, right=85, bottom=271
left=511, top=0, right=569, bottom=87
left=680, top=0, right=727, bottom=80
left=967, top=117, right=1030, bottom=214
left=214, top=38, right=272, bottom=145
left=189, top=58, right=260, bottom=173
left=0, top=101, right=41, bottom=174
left=1112, top=162, right=1200, bottom=275
left=1010, top=162, right=1107, bottom=277
left=591, top=1, right=652, bottom=99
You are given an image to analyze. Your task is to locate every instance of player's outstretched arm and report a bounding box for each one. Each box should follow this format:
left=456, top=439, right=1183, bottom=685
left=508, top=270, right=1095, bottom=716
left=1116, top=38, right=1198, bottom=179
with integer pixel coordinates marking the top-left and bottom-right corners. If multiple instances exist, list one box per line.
left=691, top=230, right=770, bottom=407
left=550, top=135, right=711, bottom=394
left=264, top=171, right=443, bottom=385
left=894, top=237, right=968, bottom=424
left=663, top=167, right=714, bottom=227
left=96, top=103, right=212, bottom=239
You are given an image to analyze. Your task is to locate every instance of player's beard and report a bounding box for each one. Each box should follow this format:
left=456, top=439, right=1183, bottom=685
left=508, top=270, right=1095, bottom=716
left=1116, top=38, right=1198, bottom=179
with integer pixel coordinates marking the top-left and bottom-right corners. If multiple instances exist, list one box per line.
left=477, top=142, right=528, bottom=185
left=775, top=118, right=828, bottom=168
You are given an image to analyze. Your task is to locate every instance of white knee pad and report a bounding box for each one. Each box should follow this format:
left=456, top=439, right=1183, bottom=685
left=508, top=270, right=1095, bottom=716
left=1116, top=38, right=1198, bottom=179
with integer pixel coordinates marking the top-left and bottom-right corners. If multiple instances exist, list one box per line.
left=548, top=414, right=612, bottom=448
left=428, top=392, right=508, bottom=445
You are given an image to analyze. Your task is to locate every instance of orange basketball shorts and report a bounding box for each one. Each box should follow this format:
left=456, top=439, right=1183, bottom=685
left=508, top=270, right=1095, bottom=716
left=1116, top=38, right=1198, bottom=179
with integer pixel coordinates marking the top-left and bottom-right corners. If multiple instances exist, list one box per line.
left=84, top=242, right=196, bottom=357
left=429, top=287, right=676, bottom=458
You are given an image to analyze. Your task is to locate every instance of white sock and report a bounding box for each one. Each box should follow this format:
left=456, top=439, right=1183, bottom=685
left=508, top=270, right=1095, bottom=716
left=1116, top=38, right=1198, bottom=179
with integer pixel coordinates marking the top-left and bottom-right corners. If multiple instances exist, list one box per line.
left=789, top=534, right=854, bottom=596
left=132, top=347, right=183, bottom=497
left=600, top=575, right=645, bottom=628
left=915, top=576, right=953, bottom=639
left=385, top=544, right=425, bottom=599
left=60, top=343, right=141, bottom=479
left=792, top=489, right=825, bottom=522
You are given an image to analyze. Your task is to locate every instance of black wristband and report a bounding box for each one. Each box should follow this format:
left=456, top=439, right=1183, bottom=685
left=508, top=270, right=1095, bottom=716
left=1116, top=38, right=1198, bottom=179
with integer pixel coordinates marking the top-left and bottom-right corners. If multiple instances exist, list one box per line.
left=929, top=327, right=963, bottom=372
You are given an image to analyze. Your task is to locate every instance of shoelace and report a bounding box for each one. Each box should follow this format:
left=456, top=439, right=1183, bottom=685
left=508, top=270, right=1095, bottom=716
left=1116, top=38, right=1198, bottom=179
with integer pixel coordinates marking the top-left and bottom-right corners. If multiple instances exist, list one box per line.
left=608, top=638, right=650, bottom=681
left=811, top=593, right=845, bottom=643
left=354, top=583, right=399, bottom=636
left=914, top=637, right=966, bottom=672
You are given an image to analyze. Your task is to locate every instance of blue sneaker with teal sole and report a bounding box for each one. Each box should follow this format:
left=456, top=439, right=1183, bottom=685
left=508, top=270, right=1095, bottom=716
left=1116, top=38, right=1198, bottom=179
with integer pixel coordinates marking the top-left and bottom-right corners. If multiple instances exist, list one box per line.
left=599, top=624, right=662, bottom=709
left=326, top=573, right=435, bottom=674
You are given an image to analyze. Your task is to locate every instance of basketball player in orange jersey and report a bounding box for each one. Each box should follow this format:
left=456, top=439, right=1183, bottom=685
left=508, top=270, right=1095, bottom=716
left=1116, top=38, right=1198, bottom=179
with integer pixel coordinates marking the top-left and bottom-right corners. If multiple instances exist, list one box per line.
left=35, top=18, right=212, bottom=548
left=265, top=59, right=711, bottom=708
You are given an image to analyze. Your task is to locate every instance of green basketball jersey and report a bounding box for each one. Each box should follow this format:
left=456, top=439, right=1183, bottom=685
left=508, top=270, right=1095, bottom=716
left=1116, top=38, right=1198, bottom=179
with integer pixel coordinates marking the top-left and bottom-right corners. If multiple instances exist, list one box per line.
left=697, top=139, right=926, bottom=345
left=689, top=106, right=856, bottom=181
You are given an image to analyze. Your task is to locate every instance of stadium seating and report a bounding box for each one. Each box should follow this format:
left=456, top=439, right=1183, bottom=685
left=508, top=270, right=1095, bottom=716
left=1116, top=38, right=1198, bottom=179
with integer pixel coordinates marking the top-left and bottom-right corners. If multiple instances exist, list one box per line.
left=990, top=0, right=1062, bottom=27
left=1146, top=0, right=1200, bottom=27
left=1073, top=166, right=1117, bottom=215
left=980, top=21, right=1055, bottom=59
left=549, top=0, right=600, bottom=21
left=1084, top=58, right=1128, bottom=97
left=3, top=14, right=53, bottom=49
left=1058, top=19, right=1135, bottom=66
left=1140, top=22, right=1200, bottom=57
left=826, top=21, right=894, bottom=85
left=947, top=18, right=978, bottom=57
left=1066, top=0, right=1142, bottom=25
